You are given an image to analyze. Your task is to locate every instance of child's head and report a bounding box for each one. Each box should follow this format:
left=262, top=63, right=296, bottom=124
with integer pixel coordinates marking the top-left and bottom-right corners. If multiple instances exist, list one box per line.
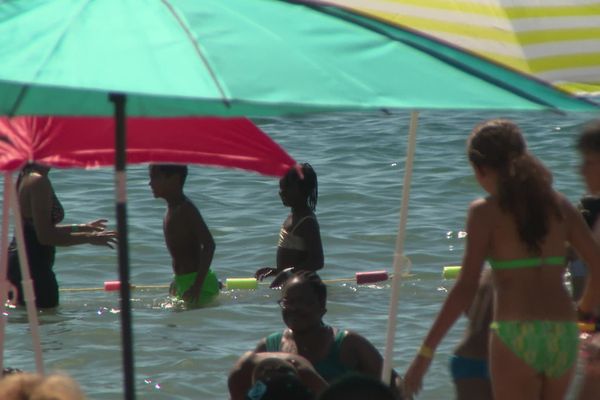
left=148, top=164, right=188, bottom=198
left=279, top=163, right=318, bottom=211
left=467, top=119, right=526, bottom=171
left=245, top=373, right=315, bottom=400
left=149, top=164, right=188, bottom=185
left=251, top=357, right=297, bottom=384
left=577, top=120, right=600, bottom=194
left=467, top=119, right=560, bottom=253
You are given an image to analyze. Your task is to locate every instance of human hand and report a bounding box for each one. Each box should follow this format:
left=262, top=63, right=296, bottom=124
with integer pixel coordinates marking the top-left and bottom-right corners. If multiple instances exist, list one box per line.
left=403, top=355, right=433, bottom=398
left=182, top=282, right=202, bottom=304
left=255, top=267, right=276, bottom=281
left=87, top=230, right=118, bottom=249
left=1, top=281, right=18, bottom=306
left=77, top=219, right=110, bottom=233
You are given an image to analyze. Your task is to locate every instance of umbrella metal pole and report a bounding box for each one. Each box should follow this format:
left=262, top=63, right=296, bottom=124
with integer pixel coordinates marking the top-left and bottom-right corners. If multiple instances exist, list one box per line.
left=381, top=111, right=419, bottom=384
left=0, top=173, right=12, bottom=371
left=110, top=93, right=135, bottom=400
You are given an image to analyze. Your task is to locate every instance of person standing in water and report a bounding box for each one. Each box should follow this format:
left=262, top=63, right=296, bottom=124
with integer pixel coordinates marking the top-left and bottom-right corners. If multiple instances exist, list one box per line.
left=148, top=164, right=219, bottom=306
left=403, top=119, right=600, bottom=399
left=7, top=163, right=117, bottom=308
left=450, top=267, right=493, bottom=400
left=572, top=120, right=600, bottom=399
left=255, top=163, right=324, bottom=287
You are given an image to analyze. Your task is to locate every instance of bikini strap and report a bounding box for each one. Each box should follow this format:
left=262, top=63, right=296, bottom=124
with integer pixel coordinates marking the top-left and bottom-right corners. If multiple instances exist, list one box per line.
left=289, top=215, right=315, bottom=233
left=265, top=332, right=284, bottom=352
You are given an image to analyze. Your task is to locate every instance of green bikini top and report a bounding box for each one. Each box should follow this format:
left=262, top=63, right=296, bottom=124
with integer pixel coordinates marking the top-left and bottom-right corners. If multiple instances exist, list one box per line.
left=488, top=256, right=566, bottom=270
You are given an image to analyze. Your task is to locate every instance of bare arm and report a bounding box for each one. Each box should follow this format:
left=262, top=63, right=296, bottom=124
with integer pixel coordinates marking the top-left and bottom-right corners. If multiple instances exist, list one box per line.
left=28, top=175, right=116, bottom=248
left=341, top=331, right=404, bottom=397
left=296, top=217, right=324, bottom=271
left=181, top=205, right=215, bottom=302
left=564, top=198, right=600, bottom=315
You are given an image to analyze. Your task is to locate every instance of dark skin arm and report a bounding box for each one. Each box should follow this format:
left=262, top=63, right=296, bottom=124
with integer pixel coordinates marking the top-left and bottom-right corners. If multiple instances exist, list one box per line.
left=339, top=331, right=404, bottom=398
left=24, top=173, right=116, bottom=248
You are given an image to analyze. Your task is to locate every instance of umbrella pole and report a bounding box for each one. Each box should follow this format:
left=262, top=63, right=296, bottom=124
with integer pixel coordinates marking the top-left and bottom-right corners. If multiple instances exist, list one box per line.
left=110, top=93, right=135, bottom=400
left=0, top=173, right=12, bottom=371
left=381, top=111, right=419, bottom=384
left=7, top=171, right=45, bottom=373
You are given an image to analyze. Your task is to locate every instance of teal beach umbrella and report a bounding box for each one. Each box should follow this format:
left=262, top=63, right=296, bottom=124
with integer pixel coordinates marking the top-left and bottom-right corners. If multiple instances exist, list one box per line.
left=0, top=1, right=596, bottom=398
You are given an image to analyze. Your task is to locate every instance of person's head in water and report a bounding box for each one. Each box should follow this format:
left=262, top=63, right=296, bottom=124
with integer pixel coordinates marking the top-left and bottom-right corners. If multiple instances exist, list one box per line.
left=148, top=164, right=188, bottom=199
left=279, top=163, right=318, bottom=211
left=467, top=119, right=561, bottom=253
left=278, top=272, right=327, bottom=333
left=245, top=373, right=315, bottom=400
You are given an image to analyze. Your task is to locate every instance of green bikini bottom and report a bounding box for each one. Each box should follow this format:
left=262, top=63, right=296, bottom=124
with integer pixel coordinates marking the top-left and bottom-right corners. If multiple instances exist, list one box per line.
left=491, top=320, right=579, bottom=378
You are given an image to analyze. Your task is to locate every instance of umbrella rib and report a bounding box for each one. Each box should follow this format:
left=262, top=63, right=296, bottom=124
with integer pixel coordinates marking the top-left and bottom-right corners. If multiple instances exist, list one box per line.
left=161, top=0, right=231, bottom=108
left=9, top=1, right=94, bottom=116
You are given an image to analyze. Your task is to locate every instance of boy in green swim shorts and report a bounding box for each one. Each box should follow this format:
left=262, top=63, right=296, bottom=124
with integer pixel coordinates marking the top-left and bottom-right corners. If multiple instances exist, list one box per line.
left=149, top=164, right=219, bottom=306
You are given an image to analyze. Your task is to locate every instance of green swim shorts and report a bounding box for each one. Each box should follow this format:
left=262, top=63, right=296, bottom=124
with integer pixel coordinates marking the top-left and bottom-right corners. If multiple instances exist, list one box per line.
left=173, top=269, right=219, bottom=306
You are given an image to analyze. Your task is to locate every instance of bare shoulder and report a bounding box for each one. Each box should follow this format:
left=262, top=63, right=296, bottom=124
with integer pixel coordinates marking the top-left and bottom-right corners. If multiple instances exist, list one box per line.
left=171, top=198, right=202, bottom=221
left=468, top=196, right=494, bottom=216
left=556, top=192, right=578, bottom=216
left=340, top=330, right=377, bottom=352
left=22, top=172, right=51, bottom=193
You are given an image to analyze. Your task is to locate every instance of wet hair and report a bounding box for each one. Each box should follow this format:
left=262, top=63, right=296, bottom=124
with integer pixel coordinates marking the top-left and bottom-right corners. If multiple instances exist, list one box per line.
left=283, top=271, right=327, bottom=308
left=150, top=164, right=188, bottom=186
left=467, top=119, right=562, bottom=253
left=283, top=163, right=318, bottom=211
left=318, top=373, right=396, bottom=400
left=576, top=120, right=600, bottom=154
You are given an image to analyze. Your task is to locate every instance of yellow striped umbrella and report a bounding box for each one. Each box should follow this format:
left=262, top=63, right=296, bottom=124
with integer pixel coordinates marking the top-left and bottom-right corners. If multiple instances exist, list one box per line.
left=322, top=0, right=600, bottom=96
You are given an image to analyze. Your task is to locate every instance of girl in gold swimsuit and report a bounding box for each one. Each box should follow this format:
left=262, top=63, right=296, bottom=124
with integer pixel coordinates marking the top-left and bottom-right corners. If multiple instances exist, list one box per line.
left=255, top=163, right=324, bottom=287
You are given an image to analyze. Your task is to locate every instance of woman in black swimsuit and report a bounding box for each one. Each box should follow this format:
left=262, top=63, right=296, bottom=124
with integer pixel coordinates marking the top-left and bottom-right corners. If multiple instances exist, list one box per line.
left=7, top=163, right=117, bottom=308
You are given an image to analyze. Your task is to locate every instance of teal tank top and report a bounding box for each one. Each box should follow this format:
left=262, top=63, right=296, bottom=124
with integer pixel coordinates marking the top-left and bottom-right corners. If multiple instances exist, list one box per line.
left=265, top=328, right=350, bottom=382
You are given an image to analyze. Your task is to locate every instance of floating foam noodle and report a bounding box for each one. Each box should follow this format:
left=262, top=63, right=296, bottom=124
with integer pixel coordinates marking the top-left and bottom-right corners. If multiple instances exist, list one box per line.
left=442, top=266, right=461, bottom=279
left=226, top=277, right=258, bottom=290
left=355, top=270, right=389, bottom=284
left=104, top=280, right=121, bottom=291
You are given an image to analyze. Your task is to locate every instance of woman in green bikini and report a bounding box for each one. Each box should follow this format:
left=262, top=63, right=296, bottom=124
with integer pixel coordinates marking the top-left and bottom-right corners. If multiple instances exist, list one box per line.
left=404, top=119, right=600, bottom=399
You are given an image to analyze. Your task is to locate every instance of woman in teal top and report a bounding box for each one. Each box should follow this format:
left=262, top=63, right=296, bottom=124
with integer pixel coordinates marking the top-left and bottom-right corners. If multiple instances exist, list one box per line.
left=228, top=272, right=403, bottom=400
left=404, top=119, right=600, bottom=400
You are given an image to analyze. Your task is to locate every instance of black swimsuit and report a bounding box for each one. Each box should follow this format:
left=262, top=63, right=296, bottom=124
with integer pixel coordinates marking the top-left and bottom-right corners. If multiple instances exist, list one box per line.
left=7, top=184, right=64, bottom=308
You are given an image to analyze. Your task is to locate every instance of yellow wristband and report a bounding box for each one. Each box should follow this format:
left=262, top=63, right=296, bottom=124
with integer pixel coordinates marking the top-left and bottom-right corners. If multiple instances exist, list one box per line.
left=418, top=345, right=434, bottom=359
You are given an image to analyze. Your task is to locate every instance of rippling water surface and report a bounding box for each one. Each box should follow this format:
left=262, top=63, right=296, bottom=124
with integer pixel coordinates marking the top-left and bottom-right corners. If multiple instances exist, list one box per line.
left=2, top=110, right=597, bottom=399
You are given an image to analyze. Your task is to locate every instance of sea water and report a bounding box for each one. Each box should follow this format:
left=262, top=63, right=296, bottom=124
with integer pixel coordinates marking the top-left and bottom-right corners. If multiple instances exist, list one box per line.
left=1, top=110, right=598, bottom=399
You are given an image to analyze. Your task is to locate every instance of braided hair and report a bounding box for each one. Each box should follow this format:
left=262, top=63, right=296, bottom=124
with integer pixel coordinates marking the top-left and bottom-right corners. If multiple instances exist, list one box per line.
left=283, top=163, right=318, bottom=211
